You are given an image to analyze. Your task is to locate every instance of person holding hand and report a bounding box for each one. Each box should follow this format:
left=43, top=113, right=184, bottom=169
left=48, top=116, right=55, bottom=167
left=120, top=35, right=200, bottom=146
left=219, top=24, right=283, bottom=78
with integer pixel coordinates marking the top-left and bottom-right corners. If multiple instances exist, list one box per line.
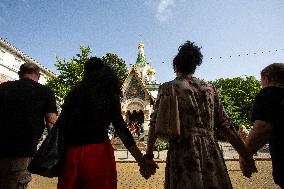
left=241, top=63, right=284, bottom=188
left=57, top=57, right=157, bottom=189
left=145, top=41, right=256, bottom=188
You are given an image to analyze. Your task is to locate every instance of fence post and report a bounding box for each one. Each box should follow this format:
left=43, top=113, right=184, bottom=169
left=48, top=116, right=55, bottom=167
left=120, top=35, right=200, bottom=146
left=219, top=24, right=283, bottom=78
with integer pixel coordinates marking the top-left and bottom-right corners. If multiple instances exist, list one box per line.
left=157, top=146, right=160, bottom=159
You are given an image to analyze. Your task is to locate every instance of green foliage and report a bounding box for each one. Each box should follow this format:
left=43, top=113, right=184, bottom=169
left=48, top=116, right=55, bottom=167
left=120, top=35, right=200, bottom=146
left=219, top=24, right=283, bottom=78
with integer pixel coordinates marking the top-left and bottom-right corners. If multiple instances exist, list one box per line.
left=210, top=76, right=261, bottom=129
left=46, top=48, right=128, bottom=100
left=102, top=53, right=128, bottom=85
left=154, top=139, right=168, bottom=151
left=46, top=46, right=91, bottom=100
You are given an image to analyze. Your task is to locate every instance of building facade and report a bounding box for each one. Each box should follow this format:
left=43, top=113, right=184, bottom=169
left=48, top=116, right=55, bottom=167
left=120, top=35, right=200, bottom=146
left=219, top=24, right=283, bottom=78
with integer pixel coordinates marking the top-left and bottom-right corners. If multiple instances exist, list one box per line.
left=121, top=42, right=160, bottom=135
left=0, top=38, right=55, bottom=84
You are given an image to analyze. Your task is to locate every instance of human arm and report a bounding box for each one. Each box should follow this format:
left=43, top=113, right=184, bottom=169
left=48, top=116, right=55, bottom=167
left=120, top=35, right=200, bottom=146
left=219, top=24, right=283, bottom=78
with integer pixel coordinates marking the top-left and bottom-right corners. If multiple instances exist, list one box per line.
left=219, top=125, right=257, bottom=177
left=247, top=89, right=273, bottom=155
left=239, top=120, right=272, bottom=177
left=45, top=112, right=57, bottom=130
left=44, top=89, right=58, bottom=130
left=213, top=90, right=257, bottom=177
left=111, top=96, right=158, bottom=178
left=145, top=125, right=157, bottom=159
left=246, top=120, right=272, bottom=155
left=220, top=126, right=251, bottom=157
left=145, top=84, right=164, bottom=159
left=112, top=115, right=158, bottom=179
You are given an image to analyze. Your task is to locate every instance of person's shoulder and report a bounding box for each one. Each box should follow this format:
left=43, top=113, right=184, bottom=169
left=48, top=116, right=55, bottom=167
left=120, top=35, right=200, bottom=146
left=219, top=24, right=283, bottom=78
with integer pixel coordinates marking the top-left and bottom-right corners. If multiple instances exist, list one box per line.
left=257, top=87, right=274, bottom=97
left=192, top=77, right=210, bottom=86
left=191, top=77, right=215, bottom=92
left=0, top=80, right=13, bottom=86
left=34, top=83, right=55, bottom=96
left=259, top=86, right=284, bottom=100
left=253, top=87, right=275, bottom=103
left=34, top=82, right=49, bottom=89
left=159, top=81, right=172, bottom=88
left=0, top=80, right=17, bottom=89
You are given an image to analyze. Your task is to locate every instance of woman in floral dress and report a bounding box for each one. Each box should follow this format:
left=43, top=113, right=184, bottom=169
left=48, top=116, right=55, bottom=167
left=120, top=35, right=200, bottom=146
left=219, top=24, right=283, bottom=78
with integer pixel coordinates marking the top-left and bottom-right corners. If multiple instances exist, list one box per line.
left=145, top=41, right=257, bottom=189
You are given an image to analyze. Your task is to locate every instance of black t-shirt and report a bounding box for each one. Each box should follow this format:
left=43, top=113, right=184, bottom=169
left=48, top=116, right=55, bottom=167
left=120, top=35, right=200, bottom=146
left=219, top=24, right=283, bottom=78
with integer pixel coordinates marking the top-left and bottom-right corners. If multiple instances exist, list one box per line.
left=0, top=78, right=57, bottom=157
left=251, top=86, right=284, bottom=185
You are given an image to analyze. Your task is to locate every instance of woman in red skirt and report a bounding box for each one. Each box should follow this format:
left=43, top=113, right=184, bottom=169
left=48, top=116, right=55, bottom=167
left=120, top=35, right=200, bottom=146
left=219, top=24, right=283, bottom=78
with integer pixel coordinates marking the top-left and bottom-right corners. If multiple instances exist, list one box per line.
left=57, top=57, right=157, bottom=189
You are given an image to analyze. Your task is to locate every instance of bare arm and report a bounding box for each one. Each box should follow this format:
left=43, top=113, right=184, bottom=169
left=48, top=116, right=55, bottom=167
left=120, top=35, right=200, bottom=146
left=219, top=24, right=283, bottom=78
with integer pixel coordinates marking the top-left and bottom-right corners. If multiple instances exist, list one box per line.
left=127, top=145, right=144, bottom=163
left=220, top=126, right=250, bottom=159
left=45, top=112, right=57, bottom=130
left=246, top=120, right=272, bottom=155
left=145, top=85, right=165, bottom=157
left=221, top=126, right=258, bottom=177
left=146, top=125, right=157, bottom=156
left=213, top=88, right=251, bottom=159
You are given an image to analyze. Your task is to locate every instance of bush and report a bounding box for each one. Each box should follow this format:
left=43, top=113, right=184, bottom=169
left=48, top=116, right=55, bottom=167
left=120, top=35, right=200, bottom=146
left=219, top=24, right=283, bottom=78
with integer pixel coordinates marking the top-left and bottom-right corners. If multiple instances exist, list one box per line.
left=153, top=139, right=168, bottom=151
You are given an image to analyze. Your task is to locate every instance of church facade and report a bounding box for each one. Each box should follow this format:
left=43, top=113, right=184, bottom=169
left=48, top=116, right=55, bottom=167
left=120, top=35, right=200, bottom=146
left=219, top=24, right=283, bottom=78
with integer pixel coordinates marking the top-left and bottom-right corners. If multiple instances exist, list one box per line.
left=121, top=42, right=160, bottom=135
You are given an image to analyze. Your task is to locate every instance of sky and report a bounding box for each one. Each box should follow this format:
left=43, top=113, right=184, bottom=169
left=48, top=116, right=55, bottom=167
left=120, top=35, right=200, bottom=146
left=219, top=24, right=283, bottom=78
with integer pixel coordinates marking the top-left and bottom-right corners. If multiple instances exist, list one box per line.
left=0, top=0, right=283, bottom=83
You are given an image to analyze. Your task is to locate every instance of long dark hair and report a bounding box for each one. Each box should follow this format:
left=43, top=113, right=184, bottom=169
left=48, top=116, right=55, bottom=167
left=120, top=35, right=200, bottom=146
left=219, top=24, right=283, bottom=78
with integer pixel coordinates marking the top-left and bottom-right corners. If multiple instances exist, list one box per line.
left=64, top=57, right=121, bottom=115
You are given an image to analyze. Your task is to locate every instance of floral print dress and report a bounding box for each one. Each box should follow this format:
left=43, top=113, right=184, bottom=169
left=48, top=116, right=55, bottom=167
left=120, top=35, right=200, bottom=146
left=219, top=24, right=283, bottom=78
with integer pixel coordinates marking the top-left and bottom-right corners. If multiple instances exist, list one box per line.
left=150, top=77, right=233, bottom=189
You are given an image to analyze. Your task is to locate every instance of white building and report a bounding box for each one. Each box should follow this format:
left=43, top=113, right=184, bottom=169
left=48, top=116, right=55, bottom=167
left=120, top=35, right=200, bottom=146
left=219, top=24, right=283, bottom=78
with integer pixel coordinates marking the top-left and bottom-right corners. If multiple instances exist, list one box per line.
left=0, top=38, right=55, bottom=84
left=121, top=42, right=160, bottom=135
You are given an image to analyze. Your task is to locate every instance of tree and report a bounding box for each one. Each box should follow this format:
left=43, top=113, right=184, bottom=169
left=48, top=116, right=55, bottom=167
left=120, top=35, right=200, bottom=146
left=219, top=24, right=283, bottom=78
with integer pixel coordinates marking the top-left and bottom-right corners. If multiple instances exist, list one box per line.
left=46, top=47, right=128, bottom=100
left=46, top=46, right=92, bottom=100
left=210, top=76, right=261, bottom=128
left=101, top=53, right=128, bottom=84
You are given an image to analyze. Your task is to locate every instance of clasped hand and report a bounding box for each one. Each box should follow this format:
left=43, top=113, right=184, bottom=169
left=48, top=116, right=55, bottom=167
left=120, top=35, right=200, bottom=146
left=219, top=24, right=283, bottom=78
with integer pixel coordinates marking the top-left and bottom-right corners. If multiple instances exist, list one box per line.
left=239, top=156, right=258, bottom=178
left=139, top=157, right=158, bottom=179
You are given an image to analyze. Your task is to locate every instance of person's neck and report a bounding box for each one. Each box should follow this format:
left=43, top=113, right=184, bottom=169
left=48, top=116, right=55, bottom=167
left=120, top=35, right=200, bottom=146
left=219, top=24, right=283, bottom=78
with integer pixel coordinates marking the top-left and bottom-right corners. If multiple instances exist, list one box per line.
left=21, top=74, right=39, bottom=82
left=176, top=72, right=193, bottom=79
left=267, top=82, right=284, bottom=88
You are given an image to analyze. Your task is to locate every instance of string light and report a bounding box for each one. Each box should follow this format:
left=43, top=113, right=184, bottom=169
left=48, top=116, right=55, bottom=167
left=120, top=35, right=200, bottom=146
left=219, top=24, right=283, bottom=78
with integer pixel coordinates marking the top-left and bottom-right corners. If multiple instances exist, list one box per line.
left=207, top=48, right=284, bottom=60
left=158, top=48, right=283, bottom=64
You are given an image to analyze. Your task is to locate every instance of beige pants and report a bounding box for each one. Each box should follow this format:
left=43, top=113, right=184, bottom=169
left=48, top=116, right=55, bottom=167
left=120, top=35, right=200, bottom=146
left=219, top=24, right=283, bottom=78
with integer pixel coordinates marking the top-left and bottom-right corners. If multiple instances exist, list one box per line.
left=0, top=157, right=32, bottom=189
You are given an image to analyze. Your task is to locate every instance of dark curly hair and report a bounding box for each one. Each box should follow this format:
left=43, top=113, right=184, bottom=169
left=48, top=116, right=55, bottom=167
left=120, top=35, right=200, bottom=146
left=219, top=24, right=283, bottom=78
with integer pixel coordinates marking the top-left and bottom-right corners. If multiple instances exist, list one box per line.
left=173, top=41, right=203, bottom=75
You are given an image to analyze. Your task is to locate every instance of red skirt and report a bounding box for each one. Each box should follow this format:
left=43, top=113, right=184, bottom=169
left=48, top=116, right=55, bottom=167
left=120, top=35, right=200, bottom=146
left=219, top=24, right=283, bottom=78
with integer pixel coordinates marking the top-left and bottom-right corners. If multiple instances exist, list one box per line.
left=58, top=142, right=117, bottom=189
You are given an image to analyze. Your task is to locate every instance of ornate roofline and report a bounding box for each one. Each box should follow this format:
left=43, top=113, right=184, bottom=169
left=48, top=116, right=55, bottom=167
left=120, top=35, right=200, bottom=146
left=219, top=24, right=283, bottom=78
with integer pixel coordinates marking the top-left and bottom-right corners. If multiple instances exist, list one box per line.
left=122, top=65, right=155, bottom=102
left=0, top=37, right=56, bottom=78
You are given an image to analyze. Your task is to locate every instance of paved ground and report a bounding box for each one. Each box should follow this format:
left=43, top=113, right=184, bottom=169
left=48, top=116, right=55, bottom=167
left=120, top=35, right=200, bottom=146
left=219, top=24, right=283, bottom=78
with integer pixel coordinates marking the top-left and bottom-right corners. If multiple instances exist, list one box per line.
left=28, top=142, right=275, bottom=188
left=28, top=160, right=279, bottom=189
left=114, top=142, right=271, bottom=161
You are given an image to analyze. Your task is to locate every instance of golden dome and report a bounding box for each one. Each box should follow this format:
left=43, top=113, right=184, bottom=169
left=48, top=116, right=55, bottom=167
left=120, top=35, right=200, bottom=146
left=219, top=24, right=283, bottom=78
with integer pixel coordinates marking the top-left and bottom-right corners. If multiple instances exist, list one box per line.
left=138, top=42, right=144, bottom=49
left=147, top=67, right=155, bottom=75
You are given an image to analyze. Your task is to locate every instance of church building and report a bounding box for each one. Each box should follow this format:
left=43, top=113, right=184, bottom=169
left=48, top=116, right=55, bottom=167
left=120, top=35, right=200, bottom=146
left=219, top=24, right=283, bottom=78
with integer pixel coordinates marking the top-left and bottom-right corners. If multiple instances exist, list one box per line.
left=121, top=42, right=160, bottom=135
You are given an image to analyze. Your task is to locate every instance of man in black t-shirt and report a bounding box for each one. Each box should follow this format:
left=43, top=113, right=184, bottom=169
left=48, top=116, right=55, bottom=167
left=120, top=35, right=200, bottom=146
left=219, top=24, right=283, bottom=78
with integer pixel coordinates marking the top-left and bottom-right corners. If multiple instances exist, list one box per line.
left=0, top=63, right=57, bottom=189
left=242, top=63, right=284, bottom=188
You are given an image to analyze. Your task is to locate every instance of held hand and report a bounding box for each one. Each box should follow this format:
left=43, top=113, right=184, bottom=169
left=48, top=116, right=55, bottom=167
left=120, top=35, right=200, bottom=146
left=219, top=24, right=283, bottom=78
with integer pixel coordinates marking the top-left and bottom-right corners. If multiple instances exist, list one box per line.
left=239, top=156, right=258, bottom=178
left=139, top=158, right=158, bottom=179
